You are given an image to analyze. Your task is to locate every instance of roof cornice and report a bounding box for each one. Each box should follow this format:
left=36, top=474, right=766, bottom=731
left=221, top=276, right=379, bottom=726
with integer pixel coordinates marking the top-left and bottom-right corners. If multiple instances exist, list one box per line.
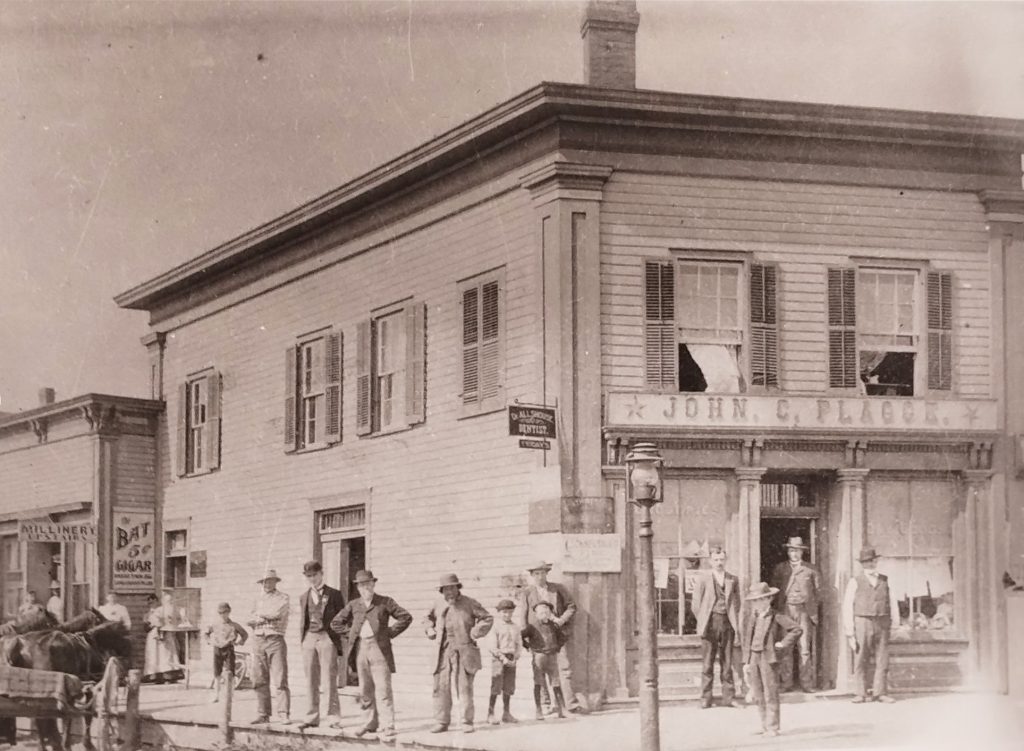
left=116, top=83, right=1024, bottom=312
left=0, top=394, right=164, bottom=435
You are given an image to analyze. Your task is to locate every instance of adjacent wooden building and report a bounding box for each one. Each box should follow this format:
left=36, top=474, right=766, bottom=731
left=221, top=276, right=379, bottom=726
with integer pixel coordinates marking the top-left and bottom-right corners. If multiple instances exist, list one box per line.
left=115, top=1, right=1024, bottom=700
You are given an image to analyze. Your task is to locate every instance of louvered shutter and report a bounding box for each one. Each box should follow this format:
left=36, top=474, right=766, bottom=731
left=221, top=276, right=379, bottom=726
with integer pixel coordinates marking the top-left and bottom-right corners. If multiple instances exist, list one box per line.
left=325, top=331, right=343, bottom=444
left=927, top=271, right=953, bottom=391
left=643, top=261, right=676, bottom=390
left=827, top=268, right=857, bottom=388
left=356, top=320, right=372, bottom=435
left=176, top=383, right=188, bottom=476
left=284, top=346, right=297, bottom=451
left=461, top=286, right=480, bottom=405
left=206, top=372, right=222, bottom=470
left=749, top=264, right=779, bottom=388
left=405, top=302, right=426, bottom=426
left=479, top=280, right=502, bottom=402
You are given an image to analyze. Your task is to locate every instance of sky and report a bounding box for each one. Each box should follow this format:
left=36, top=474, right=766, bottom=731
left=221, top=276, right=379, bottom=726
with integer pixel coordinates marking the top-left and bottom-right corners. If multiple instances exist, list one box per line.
left=1, top=0, right=1023, bottom=413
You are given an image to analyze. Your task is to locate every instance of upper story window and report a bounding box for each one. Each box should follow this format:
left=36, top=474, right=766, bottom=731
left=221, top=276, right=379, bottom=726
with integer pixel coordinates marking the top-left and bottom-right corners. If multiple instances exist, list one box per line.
left=356, top=301, right=426, bottom=436
left=828, top=267, right=953, bottom=396
left=459, top=268, right=505, bottom=416
left=285, top=331, right=343, bottom=452
left=176, top=371, right=221, bottom=476
left=644, top=258, right=778, bottom=393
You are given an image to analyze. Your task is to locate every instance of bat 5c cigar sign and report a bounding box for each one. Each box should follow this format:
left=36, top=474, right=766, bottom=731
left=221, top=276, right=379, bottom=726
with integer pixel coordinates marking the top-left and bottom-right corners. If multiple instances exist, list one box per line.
left=112, top=508, right=155, bottom=591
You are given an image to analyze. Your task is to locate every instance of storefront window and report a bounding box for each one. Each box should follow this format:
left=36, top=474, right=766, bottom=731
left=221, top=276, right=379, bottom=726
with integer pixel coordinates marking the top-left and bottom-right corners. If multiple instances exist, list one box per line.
left=69, top=541, right=94, bottom=616
left=165, top=529, right=188, bottom=587
left=866, top=478, right=956, bottom=635
left=0, top=536, right=23, bottom=621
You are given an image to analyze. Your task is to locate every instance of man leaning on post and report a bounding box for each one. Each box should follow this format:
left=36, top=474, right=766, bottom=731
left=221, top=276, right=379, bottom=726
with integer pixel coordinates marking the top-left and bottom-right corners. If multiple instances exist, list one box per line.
left=521, top=561, right=584, bottom=713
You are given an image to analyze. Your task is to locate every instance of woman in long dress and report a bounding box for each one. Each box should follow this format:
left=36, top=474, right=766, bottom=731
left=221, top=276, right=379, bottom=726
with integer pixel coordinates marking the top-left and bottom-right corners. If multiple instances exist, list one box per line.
left=143, top=593, right=183, bottom=683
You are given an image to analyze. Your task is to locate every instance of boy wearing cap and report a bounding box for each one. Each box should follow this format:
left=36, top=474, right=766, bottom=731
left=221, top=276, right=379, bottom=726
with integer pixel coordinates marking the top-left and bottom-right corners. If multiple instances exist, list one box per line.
left=298, top=560, right=345, bottom=730
left=521, top=561, right=581, bottom=713
left=330, top=570, right=412, bottom=741
left=522, top=601, right=568, bottom=719
left=740, top=582, right=802, bottom=737
left=205, top=602, right=248, bottom=703
left=769, top=536, right=821, bottom=693
left=247, top=569, right=291, bottom=725
left=486, top=599, right=522, bottom=725
left=423, top=573, right=493, bottom=734
left=842, top=546, right=901, bottom=704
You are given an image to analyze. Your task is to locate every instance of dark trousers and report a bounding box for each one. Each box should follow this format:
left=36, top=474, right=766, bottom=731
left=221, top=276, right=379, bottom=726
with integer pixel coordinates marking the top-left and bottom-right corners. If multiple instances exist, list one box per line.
left=701, top=612, right=735, bottom=702
left=779, top=604, right=816, bottom=690
left=853, top=616, right=891, bottom=698
left=212, top=645, right=235, bottom=678
left=747, top=652, right=780, bottom=732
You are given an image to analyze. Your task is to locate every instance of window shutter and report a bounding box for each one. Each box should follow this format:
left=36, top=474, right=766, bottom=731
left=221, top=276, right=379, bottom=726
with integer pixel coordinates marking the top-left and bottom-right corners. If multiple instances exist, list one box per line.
left=356, top=320, right=372, bottom=435
left=176, top=383, right=188, bottom=476
left=927, top=271, right=953, bottom=391
left=206, top=372, right=222, bottom=470
left=405, top=302, right=426, bottom=426
left=325, top=331, right=343, bottom=444
left=827, top=267, right=857, bottom=388
left=643, top=261, right=676, bottom=390
left=284, top=346, right=297, bottom=451
left=749, top=263, right=779, bottom=388
left=461, top=286, right=480, bottom=405
left=479, top=280, right=502, bottom=402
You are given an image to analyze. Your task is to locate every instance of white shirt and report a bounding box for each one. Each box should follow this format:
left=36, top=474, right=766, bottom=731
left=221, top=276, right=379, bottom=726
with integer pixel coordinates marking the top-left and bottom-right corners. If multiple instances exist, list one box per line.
left=98, top=602, right=132, bottom=629
left=359, top=597, right=375, bottom=639
left=842, top=571, right=902, bottom=638
left=46, top=596, right=64, bottom=622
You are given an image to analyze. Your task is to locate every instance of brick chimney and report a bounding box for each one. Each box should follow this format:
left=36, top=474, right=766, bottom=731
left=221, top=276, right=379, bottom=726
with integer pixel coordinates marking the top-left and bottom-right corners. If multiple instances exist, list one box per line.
left=38, top=387, right=55, bottom=406
left=581, top=0, right=640, bottom=89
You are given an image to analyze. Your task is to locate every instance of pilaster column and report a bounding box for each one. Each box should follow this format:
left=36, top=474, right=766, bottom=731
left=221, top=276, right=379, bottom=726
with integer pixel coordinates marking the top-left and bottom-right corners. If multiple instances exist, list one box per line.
left=142, top=332, right=166, bottom=401
left=734, top=467, right=766, bottom=590
left=835, top=468, right=869, bottom=692
left=963, top=469, right=995, bottom=688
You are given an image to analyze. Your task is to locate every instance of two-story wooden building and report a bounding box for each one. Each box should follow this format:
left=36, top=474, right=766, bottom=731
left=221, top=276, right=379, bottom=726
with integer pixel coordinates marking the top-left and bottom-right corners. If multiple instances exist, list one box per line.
left=115, top=1, right=1024, bottom=700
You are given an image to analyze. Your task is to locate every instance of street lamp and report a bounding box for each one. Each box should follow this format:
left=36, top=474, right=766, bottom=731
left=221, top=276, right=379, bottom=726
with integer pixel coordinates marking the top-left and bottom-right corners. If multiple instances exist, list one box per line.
left=625, top=442, right=664, bottom=751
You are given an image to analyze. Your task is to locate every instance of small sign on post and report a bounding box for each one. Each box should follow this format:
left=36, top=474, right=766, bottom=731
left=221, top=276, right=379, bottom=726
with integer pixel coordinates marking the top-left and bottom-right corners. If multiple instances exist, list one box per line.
left=518, top=439, right=551, bottom=450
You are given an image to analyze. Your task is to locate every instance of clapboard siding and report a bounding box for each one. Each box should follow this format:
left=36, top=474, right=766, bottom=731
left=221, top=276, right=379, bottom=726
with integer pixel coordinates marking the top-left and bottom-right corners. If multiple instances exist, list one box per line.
left=602, top=173, right=992, bottom=395
left=115, top=435, right=157, bottom=508
left=159, top=188, right=540, bottom=692
left=0, top=434, right=95, bottom=516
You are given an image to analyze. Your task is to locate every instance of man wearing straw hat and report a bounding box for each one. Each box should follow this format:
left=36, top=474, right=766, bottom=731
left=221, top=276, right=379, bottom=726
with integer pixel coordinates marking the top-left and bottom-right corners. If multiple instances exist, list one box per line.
left=842, top=546, right=901, bottom=704
left=769, top=536, right=820, bottom=692
left=423, top=573, right=493, bottom=734
left=247, top=569, right=291, bottom=725
left=739, top=582, right=802, bottom=737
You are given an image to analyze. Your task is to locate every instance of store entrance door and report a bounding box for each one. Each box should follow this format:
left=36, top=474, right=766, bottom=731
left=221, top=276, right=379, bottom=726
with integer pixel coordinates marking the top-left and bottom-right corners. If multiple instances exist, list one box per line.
left=760, top=518, right=814, bottom=583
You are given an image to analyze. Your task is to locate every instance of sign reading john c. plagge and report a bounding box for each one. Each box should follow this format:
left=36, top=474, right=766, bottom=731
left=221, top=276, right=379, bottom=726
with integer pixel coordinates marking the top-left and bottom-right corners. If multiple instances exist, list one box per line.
left=112, top=508, right=155, bottom=592
left=509, top=405, right=557, bottom=438
left=606, top=393, right=999, bottom=432
left=561, top=534, right=622, bottom=573
left=18, top=521, right=97, bottom=543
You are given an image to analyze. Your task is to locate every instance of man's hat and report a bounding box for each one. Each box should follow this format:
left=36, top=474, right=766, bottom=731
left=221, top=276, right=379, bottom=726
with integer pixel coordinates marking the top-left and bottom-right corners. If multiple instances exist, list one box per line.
left=49, top=580, right=60, bottom=590
left=784, top=536, right=809, bottom=550
left=302, top=560, right=323, bottom=576
left=532, top=600, right=554, bottom=612
left=526, top=561, right=553, bottom=573
left=744, top=582, right=780, bottom=601
left=496, top=599, right=516, bottom=611
left=353, top=570, right=378, bottom=585
left=216, top=602, right=231, bottom=613
left=438, top=573, right=463, bottom=591
left=858, top=547, right=880, bottom=563
left=257, top=569, right=282, bottom=584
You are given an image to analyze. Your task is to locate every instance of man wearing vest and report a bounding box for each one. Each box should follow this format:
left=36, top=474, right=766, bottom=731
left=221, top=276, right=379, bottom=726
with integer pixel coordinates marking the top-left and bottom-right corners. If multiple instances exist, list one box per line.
left=692, top=547, right=741, bottom=708
left=298, top=560, right=345, bottom=729
left=769, top=536, right=820, bottom=692
left=842, top=547, right=901, bottom=703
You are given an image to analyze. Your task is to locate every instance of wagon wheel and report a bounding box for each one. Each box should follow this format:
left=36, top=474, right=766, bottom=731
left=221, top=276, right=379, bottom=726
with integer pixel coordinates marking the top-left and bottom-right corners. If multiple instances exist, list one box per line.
left=232, top=650, right=252, bottom=690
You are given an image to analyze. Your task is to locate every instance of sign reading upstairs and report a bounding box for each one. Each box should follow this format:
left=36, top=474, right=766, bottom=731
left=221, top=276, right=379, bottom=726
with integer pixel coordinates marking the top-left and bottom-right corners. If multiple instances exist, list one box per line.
left=605, top=393, right=999, bottom=433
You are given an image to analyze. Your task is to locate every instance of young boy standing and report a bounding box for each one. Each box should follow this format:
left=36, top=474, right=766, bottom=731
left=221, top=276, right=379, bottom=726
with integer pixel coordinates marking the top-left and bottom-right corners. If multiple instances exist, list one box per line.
left=487, top=599, right=522, bottom=725
left=205, top=602, right=248, bottom=703
left=740, top=583, right=802, bottom=737
left=521, top=601, right=567, bottom=720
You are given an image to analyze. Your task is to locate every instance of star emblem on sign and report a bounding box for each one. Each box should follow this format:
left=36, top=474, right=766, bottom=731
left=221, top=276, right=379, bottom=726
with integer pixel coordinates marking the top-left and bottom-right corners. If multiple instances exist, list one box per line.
left=121, top=517, right=130, bottom=525
left=626, top=395, right=645, bottom=420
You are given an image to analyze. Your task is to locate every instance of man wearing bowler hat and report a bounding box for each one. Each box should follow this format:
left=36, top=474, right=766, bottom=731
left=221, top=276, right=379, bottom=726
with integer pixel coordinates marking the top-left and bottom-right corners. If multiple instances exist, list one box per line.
left=330, top=570, right=412, bottom=741
left=297, top=560, right=345, bottom=730
left=769, top=536, right=820, bottom=692
left=521, top=561, right=582, bottom=713
left=423, top=574, right=493, bottom=734
left=843, top=547, right=901, bottom=703
left=247, top=569, right=291, bottom=725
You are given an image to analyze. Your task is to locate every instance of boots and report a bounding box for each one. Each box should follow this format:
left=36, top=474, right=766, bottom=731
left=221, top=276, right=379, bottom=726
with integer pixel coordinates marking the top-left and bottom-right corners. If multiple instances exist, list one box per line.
left=501, top=692, right=517, bottom=723
left=553, top=687, right=567, bottom=719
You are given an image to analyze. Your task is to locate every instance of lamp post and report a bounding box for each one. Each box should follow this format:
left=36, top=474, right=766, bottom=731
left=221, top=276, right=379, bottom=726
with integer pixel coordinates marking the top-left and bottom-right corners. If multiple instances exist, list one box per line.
left=625, top=442, right=664, bottom=751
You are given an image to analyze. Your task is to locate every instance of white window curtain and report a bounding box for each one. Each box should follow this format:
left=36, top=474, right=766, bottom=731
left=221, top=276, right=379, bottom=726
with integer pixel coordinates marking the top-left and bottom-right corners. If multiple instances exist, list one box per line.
left=687, top=344, right=742, bottom=393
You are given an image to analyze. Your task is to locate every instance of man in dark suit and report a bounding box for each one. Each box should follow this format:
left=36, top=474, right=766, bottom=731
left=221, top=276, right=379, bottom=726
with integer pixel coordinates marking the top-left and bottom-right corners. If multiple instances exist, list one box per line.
left=298, top=560, right=345, bottom=730
left=691, top=547, right=741, bottom=708
left=330, top=570, right=412, bottom=740
left=769, top=536, right=820, bottom=692
left=520, top=561, right=582, bottom=713
left=740, top=582, right=803, bottom=737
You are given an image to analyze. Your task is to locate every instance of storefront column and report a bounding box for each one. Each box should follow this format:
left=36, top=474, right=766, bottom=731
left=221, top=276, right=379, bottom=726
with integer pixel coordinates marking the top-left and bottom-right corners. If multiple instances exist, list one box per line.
left=734, top=468, right=766, bottom=589
left=835, top=468, right=869, bottom=693
left=962, top=469, right=995, bottom=687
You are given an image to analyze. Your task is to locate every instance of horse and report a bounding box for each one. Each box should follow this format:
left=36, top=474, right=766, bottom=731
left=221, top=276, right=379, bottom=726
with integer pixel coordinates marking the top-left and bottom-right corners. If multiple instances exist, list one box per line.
left=0, top=607, right=58, bottom=636
left=1, top=620, right=132, bottom=751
